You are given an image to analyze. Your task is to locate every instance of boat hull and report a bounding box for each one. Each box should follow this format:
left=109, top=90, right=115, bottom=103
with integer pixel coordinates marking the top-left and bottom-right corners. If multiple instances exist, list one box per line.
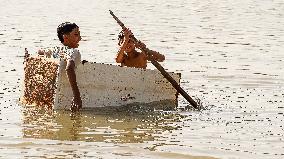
left=21, top=57, right=181, bottom=110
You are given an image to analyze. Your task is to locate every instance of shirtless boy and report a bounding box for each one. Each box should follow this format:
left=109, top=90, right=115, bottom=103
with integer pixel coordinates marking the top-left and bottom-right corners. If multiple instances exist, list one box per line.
left=116, top=28, right=165, bottom=69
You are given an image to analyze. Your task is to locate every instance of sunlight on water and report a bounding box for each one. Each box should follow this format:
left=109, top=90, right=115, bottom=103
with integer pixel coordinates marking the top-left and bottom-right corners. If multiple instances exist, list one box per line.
left=21, top=106, right=184, bottom=143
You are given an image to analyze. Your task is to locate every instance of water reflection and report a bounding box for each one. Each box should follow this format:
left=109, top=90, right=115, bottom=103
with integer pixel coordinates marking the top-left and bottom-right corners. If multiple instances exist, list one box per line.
left=21, top=105, right=184, bottom=144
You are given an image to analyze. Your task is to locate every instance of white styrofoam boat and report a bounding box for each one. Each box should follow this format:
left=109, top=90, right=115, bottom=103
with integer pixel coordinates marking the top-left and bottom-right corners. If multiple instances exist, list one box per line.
left=21, top=57, right=181, bottom=110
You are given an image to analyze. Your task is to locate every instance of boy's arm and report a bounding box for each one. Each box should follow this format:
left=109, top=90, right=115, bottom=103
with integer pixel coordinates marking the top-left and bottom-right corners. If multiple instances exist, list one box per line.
left=116, top=45, right=126, bottom=63
left=66, top=59, right=82, bottom=110
left=135, top=41, right=165, bottom=62
left=116, top=28, right=132, bottom=63
left=147, top=50, right=165, bottom=62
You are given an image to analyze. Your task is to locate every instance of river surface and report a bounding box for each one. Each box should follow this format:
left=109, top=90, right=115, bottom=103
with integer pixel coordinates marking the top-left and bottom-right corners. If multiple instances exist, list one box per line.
left=0, top=0, right=284, bottom=158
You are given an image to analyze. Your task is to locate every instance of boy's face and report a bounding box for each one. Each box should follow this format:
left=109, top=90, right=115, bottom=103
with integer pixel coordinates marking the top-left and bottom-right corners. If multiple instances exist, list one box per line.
left=63, top=27, right=81, bottom=48
left=125, top=40, right=135, bottom=53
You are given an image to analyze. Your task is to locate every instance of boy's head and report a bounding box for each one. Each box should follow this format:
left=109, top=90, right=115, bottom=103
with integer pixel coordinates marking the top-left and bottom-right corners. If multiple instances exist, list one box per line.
left=57, top=22, right=81, bottom=48
left=118, top=31, right=135, bottom=53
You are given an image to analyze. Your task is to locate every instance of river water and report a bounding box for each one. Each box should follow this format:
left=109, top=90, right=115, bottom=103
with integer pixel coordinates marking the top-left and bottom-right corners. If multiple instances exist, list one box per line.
left=0, top=0, right=283, bottom=158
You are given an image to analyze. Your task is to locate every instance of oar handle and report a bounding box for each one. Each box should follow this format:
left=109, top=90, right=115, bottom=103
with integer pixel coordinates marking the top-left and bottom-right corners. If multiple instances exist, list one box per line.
left=109, top=10, right=198, bottom=109
left=109, top=10, right=126, bottom=30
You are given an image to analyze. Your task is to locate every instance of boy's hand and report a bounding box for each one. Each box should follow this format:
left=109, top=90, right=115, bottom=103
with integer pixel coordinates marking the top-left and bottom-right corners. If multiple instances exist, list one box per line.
left=135, top=40, right=146, bottom=49
left=71, top=95, right=82, bottom=112
left=122, top=28, right=132, bottom=43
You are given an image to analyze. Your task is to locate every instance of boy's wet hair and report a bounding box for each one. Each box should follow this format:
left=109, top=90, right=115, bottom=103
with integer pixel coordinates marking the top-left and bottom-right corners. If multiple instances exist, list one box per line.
left=118, top=30, right=124, bottom=46
left=118, top=30, right=124, bottom=40
left=57, top=22, right=78, bottom=43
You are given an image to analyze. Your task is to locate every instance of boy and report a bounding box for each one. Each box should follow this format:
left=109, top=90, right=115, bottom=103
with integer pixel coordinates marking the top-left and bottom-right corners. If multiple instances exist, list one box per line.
left=38, top=22, right=82, bottom=111
left=116, top=28, right=165, bottom=69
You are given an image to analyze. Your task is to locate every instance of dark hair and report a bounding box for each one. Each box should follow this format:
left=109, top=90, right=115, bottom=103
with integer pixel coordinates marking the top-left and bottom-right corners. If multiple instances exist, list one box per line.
left=118, top=30, right=124, bottom=46
left=57, top=22, right=78, bottom=43
left=118, top=30, right=124, bottom=40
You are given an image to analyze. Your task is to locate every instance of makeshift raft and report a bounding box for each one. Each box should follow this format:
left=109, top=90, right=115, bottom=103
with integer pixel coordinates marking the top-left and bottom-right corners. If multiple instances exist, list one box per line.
left=21, top=57, right=181, bottom=110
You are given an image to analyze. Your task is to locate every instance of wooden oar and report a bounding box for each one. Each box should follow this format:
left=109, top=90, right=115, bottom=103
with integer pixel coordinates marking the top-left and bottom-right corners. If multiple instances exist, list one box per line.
left=109, top=10, right=198, bottom=109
